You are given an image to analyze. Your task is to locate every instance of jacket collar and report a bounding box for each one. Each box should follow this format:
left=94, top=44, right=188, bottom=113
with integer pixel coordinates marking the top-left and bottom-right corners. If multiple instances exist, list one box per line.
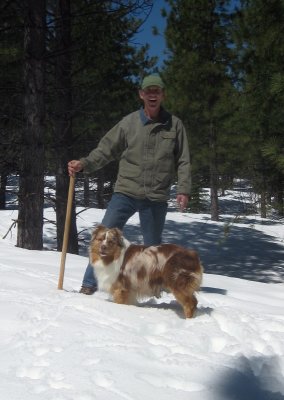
left=139, top=107, right=171, bottom=126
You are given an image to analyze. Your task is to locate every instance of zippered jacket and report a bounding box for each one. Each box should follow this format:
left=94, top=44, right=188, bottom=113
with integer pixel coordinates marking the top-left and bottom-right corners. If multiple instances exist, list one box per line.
left=80, top=108, right=191, bottom=202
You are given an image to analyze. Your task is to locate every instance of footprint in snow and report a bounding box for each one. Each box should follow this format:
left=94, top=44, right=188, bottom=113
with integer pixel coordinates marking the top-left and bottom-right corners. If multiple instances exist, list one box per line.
left=93, top=371, right=114, bottom=388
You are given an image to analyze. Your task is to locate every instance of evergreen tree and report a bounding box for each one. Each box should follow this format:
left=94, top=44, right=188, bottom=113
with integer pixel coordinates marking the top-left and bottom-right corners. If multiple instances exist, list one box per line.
left=162, top=0, right=234, bottom=220
left=233, top=0, right=284, bottom=216
left=53, top=0, right=78, bottom=254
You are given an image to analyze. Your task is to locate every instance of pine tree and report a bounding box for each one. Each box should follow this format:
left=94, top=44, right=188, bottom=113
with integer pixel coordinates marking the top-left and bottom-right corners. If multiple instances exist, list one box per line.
left=162, top=0, right=234, bottom=220
left=233, top=0, right=284, bottom=216
left=52, top=0, right=78, bottom=254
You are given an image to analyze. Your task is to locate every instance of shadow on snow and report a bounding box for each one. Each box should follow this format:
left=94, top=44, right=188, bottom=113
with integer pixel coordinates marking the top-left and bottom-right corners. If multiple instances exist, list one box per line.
left=214, top=355, right=284, bottom=400
left=163, top=220, right=284, bottom=284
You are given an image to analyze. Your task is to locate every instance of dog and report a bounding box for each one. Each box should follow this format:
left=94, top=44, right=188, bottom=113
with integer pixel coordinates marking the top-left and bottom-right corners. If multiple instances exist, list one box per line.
left=89, top=225, right=203, bottom=318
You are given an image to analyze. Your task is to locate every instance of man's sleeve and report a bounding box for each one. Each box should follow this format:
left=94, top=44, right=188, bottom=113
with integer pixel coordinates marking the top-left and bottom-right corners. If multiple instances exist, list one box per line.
left=175, top=121, right=191, bottom=195
left=80, top=122, right=126, bottom=174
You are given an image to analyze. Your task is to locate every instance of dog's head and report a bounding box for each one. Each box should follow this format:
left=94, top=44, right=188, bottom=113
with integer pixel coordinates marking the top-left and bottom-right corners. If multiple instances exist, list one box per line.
left=90, top=225, right=124, bottom=263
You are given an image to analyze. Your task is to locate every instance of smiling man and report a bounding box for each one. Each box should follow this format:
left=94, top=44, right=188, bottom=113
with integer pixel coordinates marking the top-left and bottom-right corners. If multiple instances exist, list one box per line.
left=68, top=74, right=191, bottom=295
left=139, top=75, right=165, bottom=119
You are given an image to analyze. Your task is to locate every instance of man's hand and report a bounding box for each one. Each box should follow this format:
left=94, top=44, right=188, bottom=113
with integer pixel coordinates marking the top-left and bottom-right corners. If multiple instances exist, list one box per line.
left=68, top=160, right=83, bottom=177
left=176, top=194, right=189, bottom=212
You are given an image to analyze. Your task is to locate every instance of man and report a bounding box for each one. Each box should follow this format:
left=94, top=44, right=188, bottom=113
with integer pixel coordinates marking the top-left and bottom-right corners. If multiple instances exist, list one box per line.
left=68, top=74, right=191, bottom=294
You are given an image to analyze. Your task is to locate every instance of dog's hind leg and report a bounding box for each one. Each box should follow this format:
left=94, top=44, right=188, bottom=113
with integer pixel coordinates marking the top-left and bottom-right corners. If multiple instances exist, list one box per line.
left=172, top=290, right=198, bottom=318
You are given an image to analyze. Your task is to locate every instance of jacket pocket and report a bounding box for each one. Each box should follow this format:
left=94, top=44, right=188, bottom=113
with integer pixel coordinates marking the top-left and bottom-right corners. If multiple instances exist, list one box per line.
left=161, top=131, right=176, bottom=139
left=157, top=131, right=176, bottom=159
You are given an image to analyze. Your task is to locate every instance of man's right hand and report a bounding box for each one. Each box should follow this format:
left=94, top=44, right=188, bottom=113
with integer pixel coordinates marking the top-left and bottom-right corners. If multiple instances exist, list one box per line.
left=68, top=160, right=83, bottom=177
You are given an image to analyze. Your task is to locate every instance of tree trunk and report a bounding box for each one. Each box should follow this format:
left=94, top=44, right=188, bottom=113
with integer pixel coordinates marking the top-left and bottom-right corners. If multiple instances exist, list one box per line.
left=275, top=174, right=284, bottom=217
left=209, top=122, right=219, bottom=221
left=0, top=174, right=7, bottom=209
left=259, top=169, right=267, bottom=218
left=260, top=191, right=267, bottom=218
left=97, top=170, right=105, bottom=209
left=54, top=0, right=78, bottom=254
left=17, top=0, right=46, bottom=250
left=83, top=177, right=90, bottom=207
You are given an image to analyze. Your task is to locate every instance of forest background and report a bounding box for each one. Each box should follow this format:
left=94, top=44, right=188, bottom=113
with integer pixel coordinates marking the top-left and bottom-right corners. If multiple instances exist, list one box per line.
left=0, top=0, right=283, bottom=253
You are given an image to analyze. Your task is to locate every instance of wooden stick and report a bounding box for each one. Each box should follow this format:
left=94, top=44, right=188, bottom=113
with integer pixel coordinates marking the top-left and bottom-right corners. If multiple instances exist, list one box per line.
left=58, top=175, right=75, bottom=290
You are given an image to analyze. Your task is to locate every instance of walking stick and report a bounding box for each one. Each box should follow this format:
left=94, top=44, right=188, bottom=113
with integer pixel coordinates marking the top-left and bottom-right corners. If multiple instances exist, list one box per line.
left=58, top=175, right=75, bottom=290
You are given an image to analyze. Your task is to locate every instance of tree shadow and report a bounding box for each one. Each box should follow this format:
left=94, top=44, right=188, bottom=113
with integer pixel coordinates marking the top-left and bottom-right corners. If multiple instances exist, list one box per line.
left=214, top=355, right=284, bottom=400
left=162, top=220, right=284, bottom=284
left=201, top=286, right=227, bottom=295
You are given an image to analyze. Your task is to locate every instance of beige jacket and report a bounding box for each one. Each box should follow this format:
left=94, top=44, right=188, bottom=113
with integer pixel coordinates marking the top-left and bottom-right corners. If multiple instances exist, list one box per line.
left=80, top=108, right=191, bottom=201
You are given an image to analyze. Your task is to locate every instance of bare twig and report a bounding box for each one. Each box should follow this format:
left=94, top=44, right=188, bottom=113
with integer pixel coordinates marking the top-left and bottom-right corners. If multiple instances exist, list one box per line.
left=2, top=219, right=17, bottom=239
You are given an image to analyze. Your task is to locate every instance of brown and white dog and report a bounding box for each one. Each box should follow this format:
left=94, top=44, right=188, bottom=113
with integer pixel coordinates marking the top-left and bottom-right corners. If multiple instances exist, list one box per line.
left=89, top=225, right=203, bottom=318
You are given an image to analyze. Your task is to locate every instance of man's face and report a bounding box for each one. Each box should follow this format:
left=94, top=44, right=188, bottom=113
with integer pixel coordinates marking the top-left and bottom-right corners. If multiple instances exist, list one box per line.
left=139, top=86, right=165, bottom=118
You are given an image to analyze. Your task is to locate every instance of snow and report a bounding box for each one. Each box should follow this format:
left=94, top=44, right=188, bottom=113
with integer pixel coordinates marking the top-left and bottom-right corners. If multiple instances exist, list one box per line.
left=0, top=183, right=284, bottom=400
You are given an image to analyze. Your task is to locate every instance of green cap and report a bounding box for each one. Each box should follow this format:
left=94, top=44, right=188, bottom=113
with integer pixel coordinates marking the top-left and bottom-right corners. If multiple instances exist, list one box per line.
left=141, top=74, right=165, bottom=90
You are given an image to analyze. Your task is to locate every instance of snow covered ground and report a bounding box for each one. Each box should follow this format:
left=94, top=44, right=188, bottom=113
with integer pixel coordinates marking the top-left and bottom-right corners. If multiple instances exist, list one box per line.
left=0, top=183, right=284, bottom=400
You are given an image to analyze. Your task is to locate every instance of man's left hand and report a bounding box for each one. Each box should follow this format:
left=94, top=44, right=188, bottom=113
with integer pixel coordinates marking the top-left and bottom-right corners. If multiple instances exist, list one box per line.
left=176, top=194, right=189, bottom=212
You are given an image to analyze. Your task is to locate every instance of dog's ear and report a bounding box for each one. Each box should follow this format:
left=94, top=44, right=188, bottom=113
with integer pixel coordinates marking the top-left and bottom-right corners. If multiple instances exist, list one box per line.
left=112, top=227, right=124, bottom=247
left=92, top=224, right=106, bottom=240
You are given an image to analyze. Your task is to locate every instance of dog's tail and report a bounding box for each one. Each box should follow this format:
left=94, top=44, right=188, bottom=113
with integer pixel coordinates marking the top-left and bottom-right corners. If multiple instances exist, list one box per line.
left=166, top=251, right=203, bottom=293
left=174, top=267, right=203, bottom=292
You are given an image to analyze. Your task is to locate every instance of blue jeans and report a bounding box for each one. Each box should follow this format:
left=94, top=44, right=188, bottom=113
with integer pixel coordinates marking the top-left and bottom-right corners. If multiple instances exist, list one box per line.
left=82, top=193, right=168, bottom=288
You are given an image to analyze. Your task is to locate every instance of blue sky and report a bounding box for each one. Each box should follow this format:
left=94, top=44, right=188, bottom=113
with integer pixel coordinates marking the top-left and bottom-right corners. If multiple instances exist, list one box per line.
left=134, top=0, right=240, bottom=69
left=134, top=0, right=169, bottom=69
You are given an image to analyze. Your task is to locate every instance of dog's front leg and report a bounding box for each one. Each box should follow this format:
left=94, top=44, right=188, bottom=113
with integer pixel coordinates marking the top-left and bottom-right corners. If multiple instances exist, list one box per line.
left=111, top=276, right=131, bottom=305
left=112, top=287, right=130, bottom=304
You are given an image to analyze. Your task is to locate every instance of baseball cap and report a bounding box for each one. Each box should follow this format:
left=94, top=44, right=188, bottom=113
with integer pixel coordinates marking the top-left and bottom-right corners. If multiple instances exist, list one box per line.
left=141, top=74, right=165, bottom=90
